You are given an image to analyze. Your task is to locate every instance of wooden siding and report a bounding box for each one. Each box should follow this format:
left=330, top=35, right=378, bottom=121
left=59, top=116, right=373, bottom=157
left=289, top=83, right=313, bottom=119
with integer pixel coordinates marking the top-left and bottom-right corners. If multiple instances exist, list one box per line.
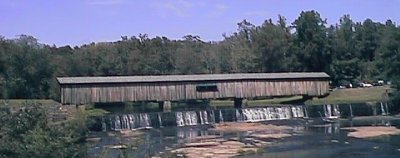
left=60, top=79, right=329, bottom=105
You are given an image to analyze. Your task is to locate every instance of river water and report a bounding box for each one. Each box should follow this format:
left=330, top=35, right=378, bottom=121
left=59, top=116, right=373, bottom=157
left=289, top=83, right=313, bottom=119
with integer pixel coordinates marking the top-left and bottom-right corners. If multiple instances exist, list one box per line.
left=86, top=103, right=400, bottom=158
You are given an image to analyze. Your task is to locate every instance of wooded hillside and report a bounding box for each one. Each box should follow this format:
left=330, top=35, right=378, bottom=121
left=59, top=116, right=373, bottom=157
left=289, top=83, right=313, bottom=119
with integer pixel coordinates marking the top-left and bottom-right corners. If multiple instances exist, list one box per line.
left=0, top=11, right=399, bottom=101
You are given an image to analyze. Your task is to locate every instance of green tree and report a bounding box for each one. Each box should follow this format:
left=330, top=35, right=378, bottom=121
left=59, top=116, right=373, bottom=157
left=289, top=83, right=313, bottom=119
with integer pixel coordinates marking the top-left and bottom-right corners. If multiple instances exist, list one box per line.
left=330, top=15, right=361, bottom=84
left=4, top=35, right=54, bottom=98
left=292, top=11, right=331, bottom=72
left=0, top=104, right=87, bottom=158
left=252, top=16, right=292, bottom=72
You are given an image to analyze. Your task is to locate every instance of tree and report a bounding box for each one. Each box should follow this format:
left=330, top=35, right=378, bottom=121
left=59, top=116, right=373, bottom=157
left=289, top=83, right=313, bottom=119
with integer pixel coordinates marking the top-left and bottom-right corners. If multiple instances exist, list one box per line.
left=292, top=11, right=331, bottom=72
left=0, top=104, right=87, bottom=157
left=330, top=15, right=361, bottom=84
left=4, top=35, right=54, bottom=98
left=251, top=17, right=292, bottom=72
left=175, top=35, right=206, bottom=74
left=379, top=20, right=400, bottom=81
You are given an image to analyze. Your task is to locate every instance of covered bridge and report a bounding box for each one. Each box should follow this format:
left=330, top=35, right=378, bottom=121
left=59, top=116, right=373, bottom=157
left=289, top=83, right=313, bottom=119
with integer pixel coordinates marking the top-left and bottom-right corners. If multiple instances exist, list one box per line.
left=57, top=72, right=330, bottom=108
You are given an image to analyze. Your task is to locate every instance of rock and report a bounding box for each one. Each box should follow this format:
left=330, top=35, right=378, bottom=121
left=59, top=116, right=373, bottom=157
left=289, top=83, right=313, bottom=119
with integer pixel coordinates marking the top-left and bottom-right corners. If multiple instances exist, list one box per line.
left=184, top=142, right=219, bottom=147
left=222, top=141, right=244, bottom=146
left=210, top=122, right=292, bottom=133
left=212, top=150, right=237, bottom=154
left=203, top=153, right=214, bottom=157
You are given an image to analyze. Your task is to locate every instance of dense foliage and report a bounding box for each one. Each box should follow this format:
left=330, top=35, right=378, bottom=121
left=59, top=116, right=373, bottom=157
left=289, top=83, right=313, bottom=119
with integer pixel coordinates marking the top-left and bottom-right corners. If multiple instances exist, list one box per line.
left=0, top=11, right=400, bottom=101
left=0, top=104, right=87, bottom=158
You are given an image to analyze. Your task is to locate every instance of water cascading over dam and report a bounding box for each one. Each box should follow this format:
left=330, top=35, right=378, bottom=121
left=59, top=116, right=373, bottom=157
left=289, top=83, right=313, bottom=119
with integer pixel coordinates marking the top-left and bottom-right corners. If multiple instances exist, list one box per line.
left=103, top=105, right=307, bottom=130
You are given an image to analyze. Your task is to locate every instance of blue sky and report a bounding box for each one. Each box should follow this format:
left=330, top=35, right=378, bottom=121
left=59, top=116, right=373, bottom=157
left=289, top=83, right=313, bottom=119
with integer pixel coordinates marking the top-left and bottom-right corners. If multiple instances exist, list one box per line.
left=1, top=0, right=399, bottom=46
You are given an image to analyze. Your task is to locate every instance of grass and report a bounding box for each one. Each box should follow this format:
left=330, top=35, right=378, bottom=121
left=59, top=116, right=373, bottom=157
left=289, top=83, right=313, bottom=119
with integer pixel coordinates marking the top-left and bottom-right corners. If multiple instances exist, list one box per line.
left=0, top=99, right=59, bottom=107
left=211, top=86, right=391, bottom=107
left=306, top=86, right=391, bottom=105
left=84, top=104, right=110, bottom=116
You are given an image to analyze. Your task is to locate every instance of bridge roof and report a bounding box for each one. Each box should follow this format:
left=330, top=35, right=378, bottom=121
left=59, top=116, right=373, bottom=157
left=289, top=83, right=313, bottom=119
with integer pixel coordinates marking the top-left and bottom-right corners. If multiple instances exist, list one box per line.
left=57, top=72, right=329, bottom=84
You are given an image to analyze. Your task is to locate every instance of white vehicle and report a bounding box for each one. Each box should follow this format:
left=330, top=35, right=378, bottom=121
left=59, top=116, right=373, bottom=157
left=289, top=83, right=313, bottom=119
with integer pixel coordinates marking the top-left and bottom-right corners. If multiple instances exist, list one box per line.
left=360, top=83, right=373, bottom=88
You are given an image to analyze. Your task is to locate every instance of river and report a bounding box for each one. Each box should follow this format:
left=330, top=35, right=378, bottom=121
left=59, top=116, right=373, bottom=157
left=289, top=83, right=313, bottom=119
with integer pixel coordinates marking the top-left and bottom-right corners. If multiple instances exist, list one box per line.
left=86, top=103, right=400, bottom=158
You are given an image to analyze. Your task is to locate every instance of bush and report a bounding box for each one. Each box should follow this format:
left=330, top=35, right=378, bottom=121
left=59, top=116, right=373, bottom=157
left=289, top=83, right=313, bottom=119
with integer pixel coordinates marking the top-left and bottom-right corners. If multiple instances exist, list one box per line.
left=0, top=104, right=87, bottom=158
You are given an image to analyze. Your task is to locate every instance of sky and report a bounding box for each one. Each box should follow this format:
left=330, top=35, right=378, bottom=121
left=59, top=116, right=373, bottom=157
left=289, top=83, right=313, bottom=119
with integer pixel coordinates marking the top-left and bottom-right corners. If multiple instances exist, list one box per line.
left=1, top=0, right=399, bottom=46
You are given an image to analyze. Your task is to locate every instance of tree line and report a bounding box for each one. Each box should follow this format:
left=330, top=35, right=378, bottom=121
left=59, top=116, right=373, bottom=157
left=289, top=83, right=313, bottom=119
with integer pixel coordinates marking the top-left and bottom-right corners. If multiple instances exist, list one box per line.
left=0, top=10, right=400, bottom=102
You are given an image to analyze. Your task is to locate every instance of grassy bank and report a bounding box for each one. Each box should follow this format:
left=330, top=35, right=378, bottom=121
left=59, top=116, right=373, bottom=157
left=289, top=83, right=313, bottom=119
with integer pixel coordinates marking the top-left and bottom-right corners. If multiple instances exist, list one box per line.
left=306, top=86, right=391, bottom=105
left=212, top=86, right=391, bottom=107
left=0, top=99, right=60, bottom=107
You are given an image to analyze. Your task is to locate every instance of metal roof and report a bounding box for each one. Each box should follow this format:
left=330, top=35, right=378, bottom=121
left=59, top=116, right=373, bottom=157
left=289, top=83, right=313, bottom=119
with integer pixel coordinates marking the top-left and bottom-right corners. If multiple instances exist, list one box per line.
left=57, top=72, right=329, bottom=84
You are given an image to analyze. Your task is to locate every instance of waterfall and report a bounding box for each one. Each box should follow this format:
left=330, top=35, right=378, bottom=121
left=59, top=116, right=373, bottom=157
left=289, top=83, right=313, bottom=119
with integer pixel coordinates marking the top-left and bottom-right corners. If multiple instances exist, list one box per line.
left=110, top=113, right=151, bottom=130
left=176, top=110, right=214, bottom=126
left=292, top=106, right=304, bottom=118
left=236, top=106, right=304, bottom=122
left=106, top=105, right=308, bottom=130
left=203, top=111, right=209, bottom=124
left=139, top=113, right=150, bottom=128
left=219, top=110, right=224, bottom=123
left=210, top=110, right=216, bottom=123
left=176, top=112, right=185, bottom=126
left=177, top=111, right=198, bottom=126
left=324, top=104, right=340, bottom=118
left=380, top=102, right=387, bottom=115
left=199, top=111, right=209, bottom=124
left=114, top=115, right=122, bottom=131
left=333, top=105, right=340, bottom=116
left=236, top=109, right=244, bottom=122
left=325, top=104, right=332, bottom=118
left=158, top=113, right=163, bottom=127
left=185, top=111, right=198, bottom=126
left=385, top=103, right=390, bottom=115
left=349, top=104, right=353, bottom=118
left=199, top=111, right=204, bottom=124
left=304, top=106, right=309, bottom=118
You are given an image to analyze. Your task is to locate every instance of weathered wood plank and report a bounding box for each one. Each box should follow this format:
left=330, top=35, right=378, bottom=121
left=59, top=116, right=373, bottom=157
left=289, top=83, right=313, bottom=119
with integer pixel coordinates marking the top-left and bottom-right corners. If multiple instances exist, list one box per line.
left=60, top=79, right=329, bottom=105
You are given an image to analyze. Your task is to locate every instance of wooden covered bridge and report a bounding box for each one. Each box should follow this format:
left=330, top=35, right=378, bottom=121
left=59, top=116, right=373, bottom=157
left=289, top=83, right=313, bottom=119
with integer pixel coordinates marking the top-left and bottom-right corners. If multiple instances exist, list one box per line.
left=57, top=72, right=330, bottom=109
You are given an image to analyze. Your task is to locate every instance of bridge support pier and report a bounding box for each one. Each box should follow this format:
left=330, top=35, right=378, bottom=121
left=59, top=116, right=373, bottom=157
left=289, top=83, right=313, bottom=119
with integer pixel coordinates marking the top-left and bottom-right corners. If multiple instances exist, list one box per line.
left=159, top=101, right=171, bottom=112
left=234, top=98, right=248, bottom=108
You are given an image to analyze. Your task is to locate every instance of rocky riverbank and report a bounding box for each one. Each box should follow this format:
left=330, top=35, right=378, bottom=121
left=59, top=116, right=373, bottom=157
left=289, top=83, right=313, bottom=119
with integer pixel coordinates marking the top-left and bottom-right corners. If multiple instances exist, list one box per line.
left=171, top=122, right=294, bottom=158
